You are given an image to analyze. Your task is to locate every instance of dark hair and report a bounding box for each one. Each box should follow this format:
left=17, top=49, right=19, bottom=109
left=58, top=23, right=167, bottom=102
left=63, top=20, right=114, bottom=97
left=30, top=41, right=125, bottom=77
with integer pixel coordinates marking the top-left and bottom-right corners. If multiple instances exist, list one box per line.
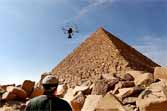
left=42, top=84, right=58, bottom=90
left=42, top=84, right=58, bottom=95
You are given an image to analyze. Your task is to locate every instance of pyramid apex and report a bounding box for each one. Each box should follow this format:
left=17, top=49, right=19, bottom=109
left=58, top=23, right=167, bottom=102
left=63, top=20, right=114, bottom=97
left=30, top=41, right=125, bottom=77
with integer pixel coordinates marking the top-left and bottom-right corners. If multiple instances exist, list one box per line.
left=96, top=27, right=107, bottom=33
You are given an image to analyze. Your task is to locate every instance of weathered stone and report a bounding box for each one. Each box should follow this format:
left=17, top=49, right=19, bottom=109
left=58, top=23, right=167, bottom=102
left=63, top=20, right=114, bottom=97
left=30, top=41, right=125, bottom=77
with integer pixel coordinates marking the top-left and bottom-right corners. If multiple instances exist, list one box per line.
left=122, top=73, right=134, bottom=81
left=102, top=73, right=115, bottom=80
left=21, top=80, right=35, bottom=96
left=81, top=80, right=92, bottom=87
left=126, top=71, right=154, bottom=86
left=63, top=88, right=75, bottom=103
left=113, top=81, right=135, bottom=94
left=107, top=77, right=119, bottom=91
left=56, top=84, right=68, bottom=97
left=95, top=94, right=126, bottom=111
left=136, top=80, right=167, bottom=111
left=71, top=92, right=85, bottom=111
left=117, top=81, right=135, bottom=88
left=91, top=80, right=108, bottom=95
left=2, top=92, right=16, bottom=100
left=122, top=97, right=137, bottom=105
left=116, top=88, right=135, bottom=100
left=74, top=85, right=90, bottom=95
left=124, top=104, right=137, bottom=111
left=117, top=87, right=143, bottom=100
left=1, top=84, right=15, bottom=91
left=30, top=87, right=44, bottom=98
left=154, top=67, right=167, bottom=80
left=0, top=86, right=5, bottom=95
left=6, top=86, right=27, bottom=99
left=81, top=95, right=102, bottom=111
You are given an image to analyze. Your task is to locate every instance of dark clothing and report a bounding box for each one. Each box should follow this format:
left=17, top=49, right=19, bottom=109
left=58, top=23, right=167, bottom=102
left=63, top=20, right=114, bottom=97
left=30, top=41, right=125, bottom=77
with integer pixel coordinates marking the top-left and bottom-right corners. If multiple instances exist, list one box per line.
left=25, top=95, right=72, bottom=111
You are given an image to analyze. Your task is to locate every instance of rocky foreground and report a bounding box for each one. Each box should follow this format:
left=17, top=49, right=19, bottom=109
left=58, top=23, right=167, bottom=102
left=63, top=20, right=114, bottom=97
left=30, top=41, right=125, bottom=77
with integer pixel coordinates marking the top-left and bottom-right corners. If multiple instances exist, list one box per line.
left=0, top=67, right=167, bottom=111
left=0, top=28, right=166, bottom=111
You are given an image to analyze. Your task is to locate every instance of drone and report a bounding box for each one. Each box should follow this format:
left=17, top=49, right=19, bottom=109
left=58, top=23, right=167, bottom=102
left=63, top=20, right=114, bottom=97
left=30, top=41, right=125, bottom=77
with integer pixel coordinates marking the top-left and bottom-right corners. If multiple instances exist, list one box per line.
left=62, top=24, right=79, bottom=39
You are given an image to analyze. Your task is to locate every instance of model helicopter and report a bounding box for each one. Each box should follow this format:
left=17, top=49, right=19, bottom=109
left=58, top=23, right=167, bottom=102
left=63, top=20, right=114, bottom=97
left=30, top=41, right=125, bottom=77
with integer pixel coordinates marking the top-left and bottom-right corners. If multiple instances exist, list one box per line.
left=62, top=24, right=79, bottom=39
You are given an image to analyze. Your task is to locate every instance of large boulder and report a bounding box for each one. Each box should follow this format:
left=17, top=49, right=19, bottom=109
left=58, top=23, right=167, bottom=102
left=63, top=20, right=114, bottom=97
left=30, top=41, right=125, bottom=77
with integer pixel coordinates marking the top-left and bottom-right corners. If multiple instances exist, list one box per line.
left=2, top=92, right=16, bottom=100
left=154, top=67, right=167, bottom=80
left=81, top=95, right=102, bottom=111
left=6, top=86, right=27, bottom=99
left=107, top=77, right=119, bottom=91
left=0, top=86, right=5, bottom=95
left=1, top=84, right=15, bottom=91
left=95, top=94, right=126, bottom=111
left=56, top=84, right=68, bottom=97
left=102, top=73, right=116, bottom=80
left=122, top=73, right=134, bottom=81
left=63, top=88, right=75, bottom=103
left=112, top=81, right=135, bottom=94
left=136, top=80, right=167, bottom=111
left=116, top=87, right=143, bottom=100
left=30, top=87, right=44, bottom=98
left=122, top=97, right=138, bottom=105
left=71, top=92, right=86, bottom=111
left=21, top=80, right=35, bottom=96
left=74, top=85, right=90, bottom=95
left=91, top=80, right=108, bottom=95
left=126, top=71, right=154, bottom=86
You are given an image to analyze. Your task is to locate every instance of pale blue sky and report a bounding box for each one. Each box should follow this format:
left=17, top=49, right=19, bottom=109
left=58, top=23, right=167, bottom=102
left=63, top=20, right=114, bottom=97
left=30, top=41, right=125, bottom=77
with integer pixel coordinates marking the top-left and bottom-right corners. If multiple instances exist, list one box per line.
left=0, top=0, right=167, bottom=84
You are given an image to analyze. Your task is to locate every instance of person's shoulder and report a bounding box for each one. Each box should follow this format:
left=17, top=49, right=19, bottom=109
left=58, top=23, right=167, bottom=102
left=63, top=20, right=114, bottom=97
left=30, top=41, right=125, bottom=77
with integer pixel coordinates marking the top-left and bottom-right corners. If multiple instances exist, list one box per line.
left=30, top=95, right=47, bottom=103
left=55, top=97, right=69, bottom=104
left=53, top=97, right=72, bottom=109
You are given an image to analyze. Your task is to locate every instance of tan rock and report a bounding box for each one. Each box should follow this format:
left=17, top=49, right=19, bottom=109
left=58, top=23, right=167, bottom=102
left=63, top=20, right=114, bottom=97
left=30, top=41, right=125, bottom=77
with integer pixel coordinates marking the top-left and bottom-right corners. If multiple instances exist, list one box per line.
left=114, top=73, right=134, bottom=81
left=30, top=87, right=44, bottom=98
left=126, top=71, right=154, bottom=86
left=122, top=73, right=134, bottom=81
left=0, top=86, right=5, bottom=94
left=63, top=88, right=75, bottom=103
left=117, top=81, right=135, bottom=88
left=113, top=81, right=135, bottom=94
left=116, top=88, right=134, bottom=100
left=81, top=95, right=102, bottom=111
left=56, top=84, right=68, bottom=97
left=2, top=92, right=16, bottom=100
left=1, top=84, right=15, bottom=91
left=6, top=86, right=27, bottom=99
left=117, top=87, right=143, bottom=100
left=122, top=97, right=137, bottom=105
left=107, top=77, right=119, bottom=91
left=71, top=92, right=85, bottom=111
left=154, top=67, right=167, bottom=80
left=74, top=85, right=91, bottom=95
left=21, top=80, right=35, bottom=96
left=95, top=94, right=126, bottom=111
left=102, top=73, right=115, bottom=80
left=136, top=80, right=167, bottom=111
left=91, top=80, right=108, bottom=95
left=124, top=104, right=137, bottom=111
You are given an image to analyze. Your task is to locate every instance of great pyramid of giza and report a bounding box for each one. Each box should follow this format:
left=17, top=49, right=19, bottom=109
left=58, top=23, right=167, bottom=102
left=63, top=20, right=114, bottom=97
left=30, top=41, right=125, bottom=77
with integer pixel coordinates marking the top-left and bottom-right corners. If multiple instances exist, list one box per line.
left=52, top=27, right=160, bottom=87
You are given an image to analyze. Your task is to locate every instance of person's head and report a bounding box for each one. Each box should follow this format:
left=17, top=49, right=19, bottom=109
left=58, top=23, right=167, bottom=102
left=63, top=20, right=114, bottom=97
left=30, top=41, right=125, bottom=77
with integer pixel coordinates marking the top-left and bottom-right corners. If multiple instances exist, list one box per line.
left=42, top=75, right=59, bottom=95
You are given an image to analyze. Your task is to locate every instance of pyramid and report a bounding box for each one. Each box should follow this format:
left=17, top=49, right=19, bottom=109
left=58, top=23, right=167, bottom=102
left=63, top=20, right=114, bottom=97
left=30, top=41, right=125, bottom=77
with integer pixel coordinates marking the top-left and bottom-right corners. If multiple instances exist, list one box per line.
left=52, top=27, right=160, bottom=87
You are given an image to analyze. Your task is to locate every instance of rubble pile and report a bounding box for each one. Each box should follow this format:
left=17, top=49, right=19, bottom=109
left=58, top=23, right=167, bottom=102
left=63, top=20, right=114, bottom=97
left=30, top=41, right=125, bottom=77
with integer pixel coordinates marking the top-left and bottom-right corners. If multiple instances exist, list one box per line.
left=52, top=28, right=159, bottom=88
left=0, top=80, right=44, bottom=111
left=0, top=28, right=166, bottom=111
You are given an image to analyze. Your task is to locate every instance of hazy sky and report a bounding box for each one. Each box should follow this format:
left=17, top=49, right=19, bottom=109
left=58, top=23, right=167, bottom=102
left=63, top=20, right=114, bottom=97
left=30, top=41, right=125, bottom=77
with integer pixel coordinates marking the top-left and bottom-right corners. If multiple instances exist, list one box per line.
left=0, top=0, right=167, bottom=84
